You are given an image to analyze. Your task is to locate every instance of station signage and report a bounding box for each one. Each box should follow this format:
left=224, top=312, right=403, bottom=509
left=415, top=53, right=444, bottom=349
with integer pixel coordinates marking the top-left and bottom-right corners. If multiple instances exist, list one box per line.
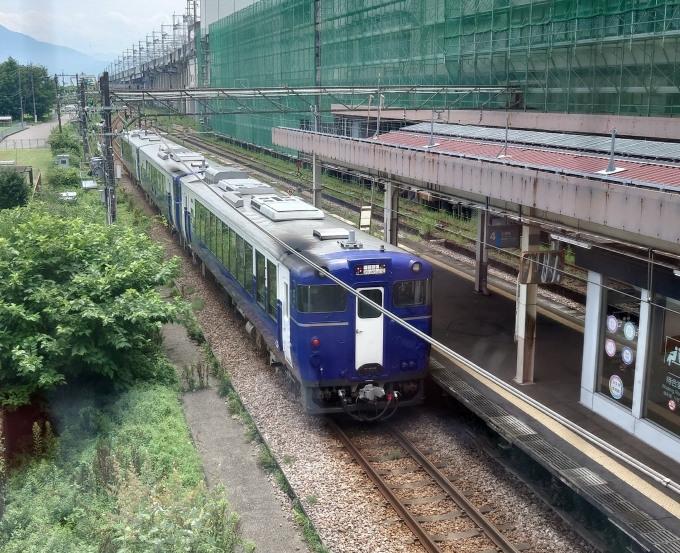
left=486, top=223, right=521, bottom=249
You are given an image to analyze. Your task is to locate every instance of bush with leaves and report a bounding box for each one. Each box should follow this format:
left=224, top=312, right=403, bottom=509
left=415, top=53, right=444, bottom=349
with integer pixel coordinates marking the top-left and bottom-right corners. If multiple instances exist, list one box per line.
left=0, top=206, right=182, bottom=409
left=0, top=168, right=29, bottom=211
left=46, top=166, right=81, bottom=188
left=47, top=127, right=82, bottom=160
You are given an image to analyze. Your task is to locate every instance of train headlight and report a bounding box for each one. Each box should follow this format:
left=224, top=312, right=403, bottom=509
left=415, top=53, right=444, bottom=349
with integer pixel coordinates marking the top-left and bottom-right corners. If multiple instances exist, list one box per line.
left=411, top=261, right=422, bottom=273
left=311, top=337, right=320, bottom=348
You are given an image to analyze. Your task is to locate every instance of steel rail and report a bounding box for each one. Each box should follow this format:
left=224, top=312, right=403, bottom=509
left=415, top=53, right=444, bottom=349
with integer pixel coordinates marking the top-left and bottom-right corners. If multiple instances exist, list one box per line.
left=388, top=424, right=521, bottom=553
left=325, top=418, right=444, bottom=553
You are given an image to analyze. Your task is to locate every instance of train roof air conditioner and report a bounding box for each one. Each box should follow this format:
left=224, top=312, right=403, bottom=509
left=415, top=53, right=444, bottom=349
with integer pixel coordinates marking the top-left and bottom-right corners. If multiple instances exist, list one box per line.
left=250, top=195, right=324, bottom=221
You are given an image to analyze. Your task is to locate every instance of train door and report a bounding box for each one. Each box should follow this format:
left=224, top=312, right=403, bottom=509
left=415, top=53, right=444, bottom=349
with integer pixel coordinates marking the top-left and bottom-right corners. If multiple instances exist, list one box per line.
left=355, top=287, right=384, bottom=370
left=279, top=270, right=292, bottom=364
left=173, top=181, right=181, bottom=232
left=183, top=191, right=191, bottom=243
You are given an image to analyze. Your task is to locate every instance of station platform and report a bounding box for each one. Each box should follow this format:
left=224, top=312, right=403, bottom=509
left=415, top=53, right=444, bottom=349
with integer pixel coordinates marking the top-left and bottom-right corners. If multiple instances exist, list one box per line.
left=407, top=239, right=680, bottom=553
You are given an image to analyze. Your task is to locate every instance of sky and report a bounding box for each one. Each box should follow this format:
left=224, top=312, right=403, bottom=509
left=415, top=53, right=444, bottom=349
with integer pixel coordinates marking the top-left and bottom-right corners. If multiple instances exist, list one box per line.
left=0, top=0, right=191, bottom=61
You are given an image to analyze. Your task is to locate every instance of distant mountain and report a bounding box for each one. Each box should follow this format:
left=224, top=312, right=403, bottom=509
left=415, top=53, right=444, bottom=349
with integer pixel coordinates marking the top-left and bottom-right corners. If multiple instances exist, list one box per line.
left=0, top=24, right=105, bottom=77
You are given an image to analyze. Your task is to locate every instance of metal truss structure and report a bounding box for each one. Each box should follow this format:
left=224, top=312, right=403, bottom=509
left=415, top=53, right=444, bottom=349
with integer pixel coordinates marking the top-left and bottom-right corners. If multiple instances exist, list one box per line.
left=109, top=85, right=522, bottom=117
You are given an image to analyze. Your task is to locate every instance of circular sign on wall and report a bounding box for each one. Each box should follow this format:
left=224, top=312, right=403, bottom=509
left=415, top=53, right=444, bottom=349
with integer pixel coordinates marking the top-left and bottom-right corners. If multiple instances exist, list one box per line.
left=606, top=315, right=619, bottom=334
left=605, top=339, right=617, bottom=357
left=609, top=375, right=624, bottom=400
left=623, top=322, right=637, bottom=341
left=670, top=399, right=677, bottom=412
left=621, top=346, right=634, bottom=366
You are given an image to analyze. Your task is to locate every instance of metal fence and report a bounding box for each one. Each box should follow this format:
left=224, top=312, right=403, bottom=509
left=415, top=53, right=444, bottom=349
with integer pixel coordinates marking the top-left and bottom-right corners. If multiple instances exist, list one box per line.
left=0, top=123, right=27, bottom=141
left=0, top=138, right=48, bottom=150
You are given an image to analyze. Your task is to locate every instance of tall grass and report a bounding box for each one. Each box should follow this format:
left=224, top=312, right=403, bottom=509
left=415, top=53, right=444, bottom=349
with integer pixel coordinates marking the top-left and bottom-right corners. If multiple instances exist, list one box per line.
left=0, top=384, right=251, bottom=553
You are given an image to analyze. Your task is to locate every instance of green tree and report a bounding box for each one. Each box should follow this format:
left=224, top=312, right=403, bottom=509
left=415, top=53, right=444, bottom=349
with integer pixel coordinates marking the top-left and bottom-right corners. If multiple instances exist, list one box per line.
left=0, top=206, right=182, bottom=409
left=0, top=58, right=55, bottom=121
left=0, top=169, right=29, bottom=210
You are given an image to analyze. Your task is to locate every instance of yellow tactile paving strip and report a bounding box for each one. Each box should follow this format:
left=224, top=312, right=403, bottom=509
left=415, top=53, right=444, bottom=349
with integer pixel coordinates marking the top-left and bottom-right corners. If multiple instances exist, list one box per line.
left=407, top=248, right=680, bottom=518
left=442, top=350, right=680, bottom=518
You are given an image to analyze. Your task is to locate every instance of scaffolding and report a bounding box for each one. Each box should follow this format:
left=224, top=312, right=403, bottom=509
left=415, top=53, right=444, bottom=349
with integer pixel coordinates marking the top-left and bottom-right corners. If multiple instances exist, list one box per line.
left=207, top=0, right=680, bottom=148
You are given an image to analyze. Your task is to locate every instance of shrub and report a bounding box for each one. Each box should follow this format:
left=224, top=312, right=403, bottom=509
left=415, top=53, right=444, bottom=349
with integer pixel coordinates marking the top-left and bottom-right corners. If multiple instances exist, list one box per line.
left=47, top=128, right=82, bottom=160
left=47, top=166, right=81, bottom=188
left=0, top=168, right=29, bottom=210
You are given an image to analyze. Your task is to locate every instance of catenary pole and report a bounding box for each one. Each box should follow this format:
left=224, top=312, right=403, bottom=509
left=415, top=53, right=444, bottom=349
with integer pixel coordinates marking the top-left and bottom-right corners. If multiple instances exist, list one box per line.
left=100, top=71, right=116, bottom=224
left=54, top=75, right=62, bottom=133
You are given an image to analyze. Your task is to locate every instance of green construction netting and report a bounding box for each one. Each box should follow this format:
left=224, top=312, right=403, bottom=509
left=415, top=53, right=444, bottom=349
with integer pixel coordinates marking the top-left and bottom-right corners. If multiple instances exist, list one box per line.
left=208, top=0, right=680, bottom=149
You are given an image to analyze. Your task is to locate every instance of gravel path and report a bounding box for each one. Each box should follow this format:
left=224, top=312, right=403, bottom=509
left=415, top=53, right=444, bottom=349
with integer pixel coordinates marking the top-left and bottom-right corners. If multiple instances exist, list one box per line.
left=121, top=175, right=598, bottom=553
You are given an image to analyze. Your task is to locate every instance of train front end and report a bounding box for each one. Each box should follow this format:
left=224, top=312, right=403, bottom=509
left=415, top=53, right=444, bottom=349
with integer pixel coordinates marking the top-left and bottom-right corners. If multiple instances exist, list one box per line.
left=291, top=244, right=433, bottom=420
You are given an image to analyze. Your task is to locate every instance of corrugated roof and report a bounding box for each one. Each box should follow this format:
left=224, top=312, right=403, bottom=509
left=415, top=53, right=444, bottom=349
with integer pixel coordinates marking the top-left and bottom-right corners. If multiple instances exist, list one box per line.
left=378, top=131, right=680, bottom=189
left=403, top=122, right=680, bottom=162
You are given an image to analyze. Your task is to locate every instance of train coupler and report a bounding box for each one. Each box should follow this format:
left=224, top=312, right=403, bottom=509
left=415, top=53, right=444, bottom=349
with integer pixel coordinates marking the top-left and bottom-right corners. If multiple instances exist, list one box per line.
left=357, top=383, right=385, bottom=402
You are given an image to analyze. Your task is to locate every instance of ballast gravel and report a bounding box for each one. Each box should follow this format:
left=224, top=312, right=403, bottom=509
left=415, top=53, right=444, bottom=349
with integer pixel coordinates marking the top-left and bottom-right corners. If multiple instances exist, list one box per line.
left=121, top=176, right=598, bottom=553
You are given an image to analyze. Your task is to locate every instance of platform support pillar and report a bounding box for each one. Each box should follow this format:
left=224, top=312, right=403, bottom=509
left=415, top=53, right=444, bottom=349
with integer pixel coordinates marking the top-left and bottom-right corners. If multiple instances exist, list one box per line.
left=474, top=209, right=489, bottom=295
left=580, top=271, right=604, bottom=408
left=312, top=154, right=323, bottom=208
left=632, top=288, right=651, bottom=419
left=384, top=181, right=399, bottom=246
left=515, top=225, right=540, bottom=384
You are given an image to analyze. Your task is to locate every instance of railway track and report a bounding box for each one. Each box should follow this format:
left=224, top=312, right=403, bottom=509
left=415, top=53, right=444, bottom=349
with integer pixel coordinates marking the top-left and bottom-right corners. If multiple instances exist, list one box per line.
left=326, top=418, right=531, bottom=553
left=166, top=128, right=588, bottom=304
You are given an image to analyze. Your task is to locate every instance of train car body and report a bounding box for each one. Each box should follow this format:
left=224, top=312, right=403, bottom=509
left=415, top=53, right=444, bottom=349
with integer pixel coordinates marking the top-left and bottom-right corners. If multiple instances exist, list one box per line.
left=119, top=130, right=433, bottom=417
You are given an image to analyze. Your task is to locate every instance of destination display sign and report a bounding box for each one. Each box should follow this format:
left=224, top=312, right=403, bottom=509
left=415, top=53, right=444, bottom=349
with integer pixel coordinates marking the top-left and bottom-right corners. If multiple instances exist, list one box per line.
left=355, top=263, right=386, bottom=276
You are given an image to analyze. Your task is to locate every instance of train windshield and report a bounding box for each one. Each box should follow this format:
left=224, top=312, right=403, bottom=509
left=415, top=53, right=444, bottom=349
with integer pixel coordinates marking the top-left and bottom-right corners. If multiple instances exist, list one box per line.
left=297, top=284, right=348, bottom=313
left=392, top=279, right=432, bottom=308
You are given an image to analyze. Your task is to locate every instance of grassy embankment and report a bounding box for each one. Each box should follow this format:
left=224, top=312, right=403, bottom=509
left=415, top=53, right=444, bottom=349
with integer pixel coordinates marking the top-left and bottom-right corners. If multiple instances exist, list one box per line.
left=0, top=153, right=252, bottom=552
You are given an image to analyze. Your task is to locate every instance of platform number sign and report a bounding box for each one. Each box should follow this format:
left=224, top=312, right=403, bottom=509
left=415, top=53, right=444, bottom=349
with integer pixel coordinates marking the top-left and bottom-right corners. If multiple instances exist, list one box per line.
left=486, top=223, right=521, bottom=249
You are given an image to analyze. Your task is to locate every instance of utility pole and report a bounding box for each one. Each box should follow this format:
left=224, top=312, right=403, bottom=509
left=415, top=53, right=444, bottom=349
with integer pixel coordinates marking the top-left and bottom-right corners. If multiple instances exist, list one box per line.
left=79, top=80, right=89, bottom=159
left=100, top=71, right=116, bottom=224
left=54, top=75, right=62, bottom=132
left=30, top=65, right=37, bottom=123
left=17, top=65, right=24, bottom=125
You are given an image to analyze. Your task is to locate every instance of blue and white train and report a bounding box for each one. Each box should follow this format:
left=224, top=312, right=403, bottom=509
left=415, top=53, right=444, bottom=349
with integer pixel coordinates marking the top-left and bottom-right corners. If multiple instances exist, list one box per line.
left=119, top=130, right=433, bottom=419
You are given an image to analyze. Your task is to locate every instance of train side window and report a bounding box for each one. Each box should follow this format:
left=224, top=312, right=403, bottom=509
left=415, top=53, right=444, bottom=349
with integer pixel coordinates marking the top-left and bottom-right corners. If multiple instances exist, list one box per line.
left=235, top=234, right=244, bottom=287
left=244, top=241, right=253, bottom=297
left=229, top=227, right=236, bottom=273
left=194, top=203, right=201, bottom=241
left=208, top=212, right=215, bottom=253
left=216, top=220, right=223, bottom=261
left=297, top=285, right=347, bottom=313
left=256, top=251, right=266, bottom=308
left=221, top=223, right=229, bottom=266
left=358, top=289, right=382, bottom=319
left=213, top=215, right=219, bottom=255
left=203, top=208, right=208, bottom=246
left=267, top=260, right=277, bottom=321
left=197, top=202, right=205, bottom=242
left=392, top=279, right=432, bottom=308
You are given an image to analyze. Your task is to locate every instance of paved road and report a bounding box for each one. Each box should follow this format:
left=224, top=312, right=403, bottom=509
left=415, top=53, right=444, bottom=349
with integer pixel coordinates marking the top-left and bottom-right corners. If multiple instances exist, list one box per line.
left=0, top=116, right=72, bottom=149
